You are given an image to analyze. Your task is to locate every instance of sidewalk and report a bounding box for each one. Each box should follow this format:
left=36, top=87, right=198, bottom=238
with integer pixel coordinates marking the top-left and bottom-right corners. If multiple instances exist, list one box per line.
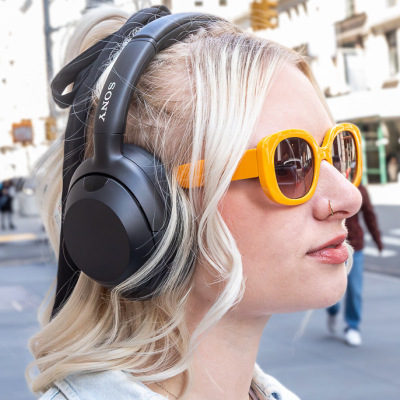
left=0, top=213, right=47, bottom=244
left=0, top=213, right=51, bottom=267
left=366, top=182, right=400, bottom=206
left=360, top=183, right=400, bottom=277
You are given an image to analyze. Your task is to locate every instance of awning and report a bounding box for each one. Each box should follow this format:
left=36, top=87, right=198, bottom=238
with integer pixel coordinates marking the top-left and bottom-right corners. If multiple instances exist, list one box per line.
left=327, top=88, right=400, bottom=122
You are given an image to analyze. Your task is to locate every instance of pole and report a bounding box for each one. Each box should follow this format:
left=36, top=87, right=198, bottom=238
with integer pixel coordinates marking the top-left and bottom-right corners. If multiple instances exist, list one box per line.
left=377, top=121, right=388, bottom=184
left=43, top=0, right=56, bottom=118
left=361, top=131, right=368, bottom=185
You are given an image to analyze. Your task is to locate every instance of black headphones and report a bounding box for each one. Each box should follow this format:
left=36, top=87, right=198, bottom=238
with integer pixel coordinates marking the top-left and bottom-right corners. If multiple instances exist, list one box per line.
left=52, top=10, right=221, bottom=316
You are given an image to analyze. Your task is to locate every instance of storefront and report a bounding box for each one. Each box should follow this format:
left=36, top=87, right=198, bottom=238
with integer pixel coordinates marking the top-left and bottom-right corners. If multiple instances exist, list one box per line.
left=327, top=88, right=400, bottom=183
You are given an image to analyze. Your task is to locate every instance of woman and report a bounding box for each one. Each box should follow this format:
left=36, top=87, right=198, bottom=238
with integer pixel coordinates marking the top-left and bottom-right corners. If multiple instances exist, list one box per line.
left=27, top=6, right=362, bottom=400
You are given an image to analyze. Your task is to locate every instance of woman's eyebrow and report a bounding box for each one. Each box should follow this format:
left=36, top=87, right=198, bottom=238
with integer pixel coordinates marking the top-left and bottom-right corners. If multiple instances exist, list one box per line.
left=318, top=132, right=327, bottom=147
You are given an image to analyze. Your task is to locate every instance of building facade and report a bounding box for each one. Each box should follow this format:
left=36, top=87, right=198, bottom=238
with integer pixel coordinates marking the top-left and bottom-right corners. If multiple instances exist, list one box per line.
left=1, top=0, right=140, bottom=180
left=252, top=0, right=400, bottom=183
left=3, top=0, right=399, bottom=183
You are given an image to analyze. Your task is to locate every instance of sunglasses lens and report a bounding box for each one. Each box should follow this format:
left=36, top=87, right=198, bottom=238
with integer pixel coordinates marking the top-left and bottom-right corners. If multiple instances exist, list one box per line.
left=332, top=131, right=357, bottom=183
left=274, top=138, right=314, bottom=199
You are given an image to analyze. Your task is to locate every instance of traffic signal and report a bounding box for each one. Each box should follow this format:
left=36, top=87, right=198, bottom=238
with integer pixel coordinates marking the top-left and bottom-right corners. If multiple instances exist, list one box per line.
left=45, top=116, right=57, bottom=141
left=251, top=0, right=279, bottom=31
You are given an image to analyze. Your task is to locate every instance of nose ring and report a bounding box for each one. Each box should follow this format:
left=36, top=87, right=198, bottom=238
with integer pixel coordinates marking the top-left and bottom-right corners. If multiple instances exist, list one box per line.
left=329, top=200, right=334, bottom=216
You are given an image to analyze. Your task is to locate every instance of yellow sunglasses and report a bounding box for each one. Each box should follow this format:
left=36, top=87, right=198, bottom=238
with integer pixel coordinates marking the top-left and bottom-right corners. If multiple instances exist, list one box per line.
left=177, top=123, right=362, bottom=205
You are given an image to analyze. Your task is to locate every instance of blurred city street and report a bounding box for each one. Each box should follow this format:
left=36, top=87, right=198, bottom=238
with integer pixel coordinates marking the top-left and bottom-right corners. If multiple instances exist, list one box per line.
left=0, top=183, right=399, bottom=400
left=0, top=212, right=55, bottom=400
left=2, top=0, right=400, bottom=398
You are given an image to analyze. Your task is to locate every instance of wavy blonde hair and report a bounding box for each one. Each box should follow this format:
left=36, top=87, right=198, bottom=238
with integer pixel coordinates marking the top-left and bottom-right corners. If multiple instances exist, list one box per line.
left=27, top=6, right=324, bottom=397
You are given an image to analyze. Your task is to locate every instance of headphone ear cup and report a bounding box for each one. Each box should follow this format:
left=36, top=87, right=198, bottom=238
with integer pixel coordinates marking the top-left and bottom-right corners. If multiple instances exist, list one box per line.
left=122, top=143, right=170, bottom=219
left=63, top=175, right=156, bottom=288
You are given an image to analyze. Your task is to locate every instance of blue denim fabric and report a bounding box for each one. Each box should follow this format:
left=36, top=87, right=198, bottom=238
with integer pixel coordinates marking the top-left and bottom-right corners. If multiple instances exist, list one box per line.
left=38, top=366, right=300, bottom=400
left=327, top=250, right=364, bottom=330
left=39, top=370, right=166, bottom=400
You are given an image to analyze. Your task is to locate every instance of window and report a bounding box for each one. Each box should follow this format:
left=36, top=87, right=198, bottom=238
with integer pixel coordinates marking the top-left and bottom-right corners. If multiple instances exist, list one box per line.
left=386, top=30, right=399, bottom=76
left=339, top=42, right=367, bottom=91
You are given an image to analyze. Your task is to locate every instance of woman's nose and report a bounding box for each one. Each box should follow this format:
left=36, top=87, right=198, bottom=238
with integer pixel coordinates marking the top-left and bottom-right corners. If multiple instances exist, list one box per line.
left=311, top=160, right=362, bottom=221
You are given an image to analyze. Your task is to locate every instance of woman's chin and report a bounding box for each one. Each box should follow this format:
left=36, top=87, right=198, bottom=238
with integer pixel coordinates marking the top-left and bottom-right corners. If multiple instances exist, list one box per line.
left=318, top=265, right=348, bottom=309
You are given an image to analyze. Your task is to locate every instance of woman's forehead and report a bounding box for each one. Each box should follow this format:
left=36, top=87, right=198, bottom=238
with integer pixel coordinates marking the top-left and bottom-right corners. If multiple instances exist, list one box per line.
left=249, top=63, right=333, bottom=149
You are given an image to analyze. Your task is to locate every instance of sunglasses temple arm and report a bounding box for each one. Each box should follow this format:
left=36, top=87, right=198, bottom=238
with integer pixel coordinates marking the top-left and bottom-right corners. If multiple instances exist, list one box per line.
left=232, top=149, right=258, bottom=182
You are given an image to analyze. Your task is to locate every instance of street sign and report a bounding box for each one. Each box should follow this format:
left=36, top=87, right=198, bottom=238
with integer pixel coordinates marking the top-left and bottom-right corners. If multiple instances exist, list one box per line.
left=12, top=119, right=33, bottom=145
left=45, top=116, right=57, bottom=141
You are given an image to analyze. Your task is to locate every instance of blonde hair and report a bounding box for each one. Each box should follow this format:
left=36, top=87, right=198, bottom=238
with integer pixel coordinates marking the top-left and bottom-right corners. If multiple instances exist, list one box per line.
left=27, top=6, right=317, bottom=397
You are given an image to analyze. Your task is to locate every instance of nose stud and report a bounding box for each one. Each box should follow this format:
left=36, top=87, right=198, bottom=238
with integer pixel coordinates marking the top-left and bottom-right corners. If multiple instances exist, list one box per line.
left=329, top=200, right=334, bottom=216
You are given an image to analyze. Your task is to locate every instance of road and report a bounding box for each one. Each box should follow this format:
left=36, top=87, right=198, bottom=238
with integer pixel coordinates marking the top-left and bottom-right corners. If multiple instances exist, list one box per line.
left=363, top=205, right=400, bottom=277
left=363, top=183, right=400, bottom=277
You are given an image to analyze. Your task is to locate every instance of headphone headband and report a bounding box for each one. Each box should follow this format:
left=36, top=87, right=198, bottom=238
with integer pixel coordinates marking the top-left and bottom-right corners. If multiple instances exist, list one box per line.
left=94, top=13, right=219, bottom=136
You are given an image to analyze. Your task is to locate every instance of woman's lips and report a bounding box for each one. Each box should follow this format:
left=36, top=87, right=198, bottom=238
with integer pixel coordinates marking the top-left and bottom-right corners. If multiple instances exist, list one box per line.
left=306, top=243, right=348, bottom=264
left=306, top=235, right=348, bottom=264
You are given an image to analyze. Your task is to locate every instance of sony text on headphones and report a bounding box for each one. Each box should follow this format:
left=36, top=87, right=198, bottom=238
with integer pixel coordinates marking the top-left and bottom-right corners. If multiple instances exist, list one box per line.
left=52, top=10, right=221, bottom=317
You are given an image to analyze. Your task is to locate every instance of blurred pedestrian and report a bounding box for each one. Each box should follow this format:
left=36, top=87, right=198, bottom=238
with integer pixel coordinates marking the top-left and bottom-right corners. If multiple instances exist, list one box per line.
left=0, top=179, right=16, bottom=230
left=386, top=154, right=399, bottom=182
left=327, top=184, right=383, bottom=346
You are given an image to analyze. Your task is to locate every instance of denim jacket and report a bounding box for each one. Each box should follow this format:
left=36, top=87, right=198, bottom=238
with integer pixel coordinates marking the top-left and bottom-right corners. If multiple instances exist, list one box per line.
left=38, top=364, right=300, bottom=400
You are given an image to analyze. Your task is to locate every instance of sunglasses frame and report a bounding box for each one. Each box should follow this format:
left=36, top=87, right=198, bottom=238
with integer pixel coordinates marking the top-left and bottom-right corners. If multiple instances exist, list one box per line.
left=176, top=123, right=362, bottom=206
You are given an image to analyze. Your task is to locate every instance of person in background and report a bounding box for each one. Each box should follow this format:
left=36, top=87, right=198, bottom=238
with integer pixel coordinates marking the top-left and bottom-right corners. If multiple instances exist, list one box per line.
left=0, top=181, right=3, bottom=214
left=327, top=184, right=383, bottom=346
left=386, top=154, right=399, bottom=182
left=0, top=179, right=16, bottom=230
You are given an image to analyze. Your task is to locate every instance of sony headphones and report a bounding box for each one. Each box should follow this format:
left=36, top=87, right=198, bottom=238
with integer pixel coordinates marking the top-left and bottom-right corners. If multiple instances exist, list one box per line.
left=51, top=10, right=221, bottom=317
